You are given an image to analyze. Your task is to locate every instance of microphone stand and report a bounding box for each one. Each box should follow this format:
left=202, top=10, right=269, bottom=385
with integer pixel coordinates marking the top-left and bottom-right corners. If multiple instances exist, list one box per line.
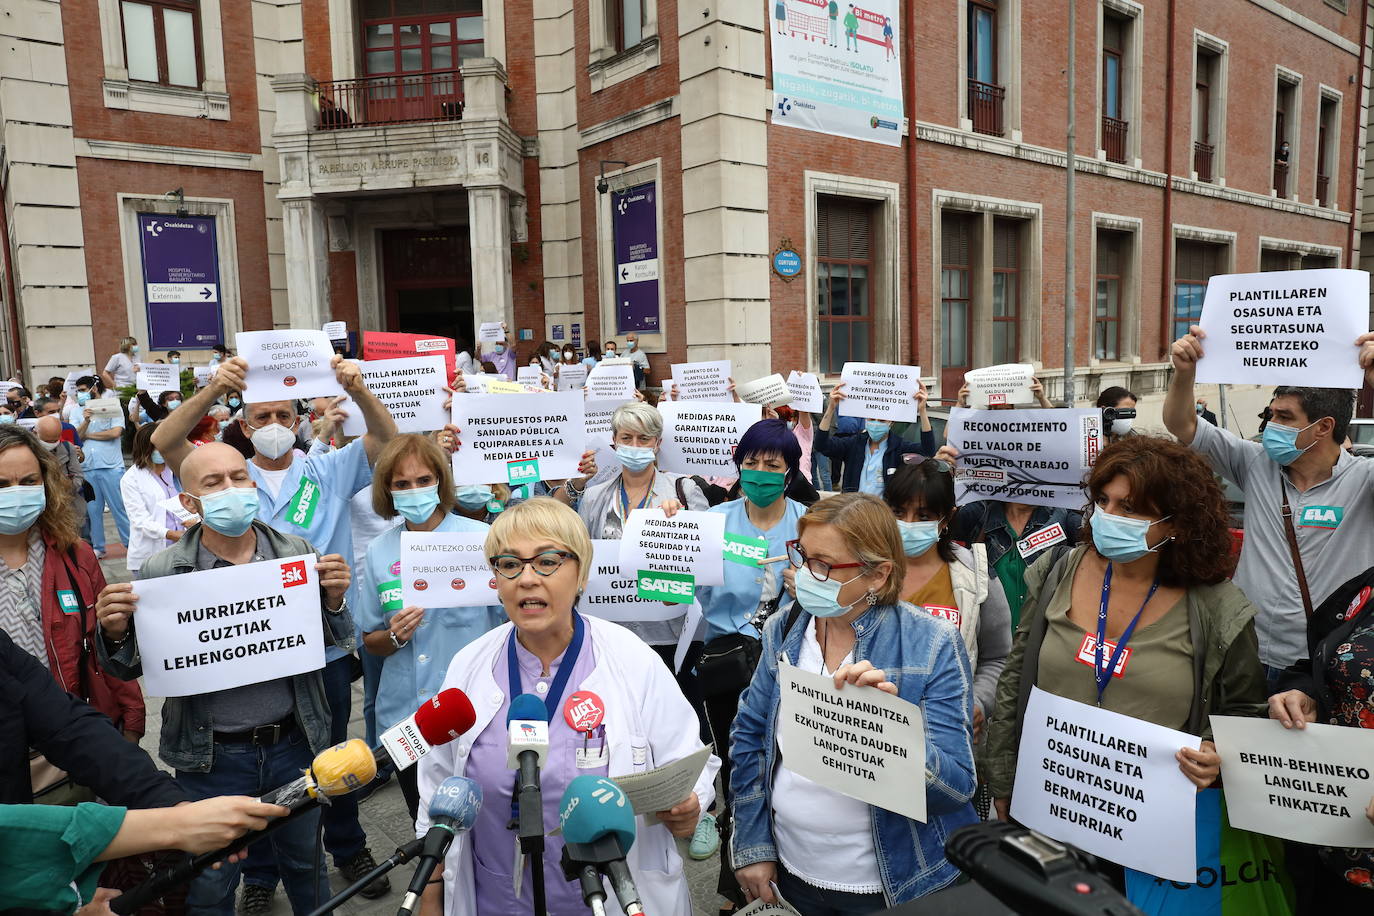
left=306, top=838, right=424, bottom=916
left=516, top=767, right=547, bottom=916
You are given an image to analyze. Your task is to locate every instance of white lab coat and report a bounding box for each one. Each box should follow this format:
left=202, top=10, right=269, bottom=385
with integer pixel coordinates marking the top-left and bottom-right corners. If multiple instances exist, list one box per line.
left=416, top=614, right=721, bottom=916
left=120, top=465, right=181, bottom=572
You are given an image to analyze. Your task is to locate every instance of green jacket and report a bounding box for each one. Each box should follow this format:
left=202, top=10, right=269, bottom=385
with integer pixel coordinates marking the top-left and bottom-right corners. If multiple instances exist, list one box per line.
left=985, top=546, right=1267, bottom=798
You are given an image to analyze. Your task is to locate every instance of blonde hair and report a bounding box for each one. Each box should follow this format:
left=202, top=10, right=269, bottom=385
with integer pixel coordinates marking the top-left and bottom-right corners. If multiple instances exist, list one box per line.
left=611, top=402, right=662, bottom=440
left=796, top=493, right=906, bottom=605
left=371, top=434, right=457, bottom=519
left=484, top=497, right=593, bottom=591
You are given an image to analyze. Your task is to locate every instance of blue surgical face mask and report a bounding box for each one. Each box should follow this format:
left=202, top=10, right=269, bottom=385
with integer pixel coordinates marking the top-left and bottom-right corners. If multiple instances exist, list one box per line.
left=897, top=519, right=941, bottom=557
left=0, top=415, right=14, bottom=426
left=865, top=420, right=891, bottom=441
left=392, top=484, right=440, bottom=526
left=1091, top=510, right=1171, bottom=563
left=218, top=419, right=231, bottom=431
left=795, top=568, right=871, bottom=618
left=456, top=483, right=493, bottom=511
left=0, top=485, right=46, bottom=534
left=615, top=445, right=656, bottom=472
left=76, top=391, right=92, bottom=405
left=166, top=399, right=182, bottom=411
left=227, top=396, right=242, bottom=409
left=195, top=486, right=259, bottom=537
left=494, top=344, right=506, bottom=355
left=1261, top=420, right=1317, bottom=467
left=151, top=451, right=164, bottom=466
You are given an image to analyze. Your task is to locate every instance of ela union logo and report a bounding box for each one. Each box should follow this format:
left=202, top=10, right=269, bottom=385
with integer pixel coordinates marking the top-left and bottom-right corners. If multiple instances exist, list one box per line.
left=280, top=560, right=308, bottom=587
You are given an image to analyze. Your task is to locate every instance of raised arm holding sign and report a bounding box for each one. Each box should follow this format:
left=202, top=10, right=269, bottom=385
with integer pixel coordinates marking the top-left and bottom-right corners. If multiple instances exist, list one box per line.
left=235, top=330, right=346, bottom=402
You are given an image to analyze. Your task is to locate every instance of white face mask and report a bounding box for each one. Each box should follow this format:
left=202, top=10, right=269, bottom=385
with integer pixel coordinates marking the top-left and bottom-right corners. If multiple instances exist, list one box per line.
left=1110, top=418, right=1134, bottom=437
left=249, top=421, right=296, bottom=460
left=38, top=439, right=60, bottom=451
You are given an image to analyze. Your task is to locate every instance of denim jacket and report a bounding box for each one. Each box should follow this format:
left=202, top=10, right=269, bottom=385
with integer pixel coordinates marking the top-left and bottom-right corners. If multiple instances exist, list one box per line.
left=95, top=521, right=355, bottom=773
left=729, top=601, right=978, bottom=905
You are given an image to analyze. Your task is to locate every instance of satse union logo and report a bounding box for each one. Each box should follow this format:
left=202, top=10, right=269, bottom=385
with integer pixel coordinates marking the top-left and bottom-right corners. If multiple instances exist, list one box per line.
left=280, top=560, right=308, bottom=587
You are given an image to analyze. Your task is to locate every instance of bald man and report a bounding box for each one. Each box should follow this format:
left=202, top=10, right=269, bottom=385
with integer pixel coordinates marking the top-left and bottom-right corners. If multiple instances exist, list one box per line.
left=36, top=414, right=86, bottom=529
left=94, top=442, right=357, bottom=914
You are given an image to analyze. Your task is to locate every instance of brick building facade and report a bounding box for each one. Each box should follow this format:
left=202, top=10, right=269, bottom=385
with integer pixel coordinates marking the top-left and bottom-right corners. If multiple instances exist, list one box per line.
left=1, top=0, right=1369, bottom=423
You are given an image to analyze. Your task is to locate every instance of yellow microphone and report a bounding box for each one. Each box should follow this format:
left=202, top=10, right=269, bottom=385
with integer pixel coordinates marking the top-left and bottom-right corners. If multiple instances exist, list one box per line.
left=261, top=738, right=378, bottom=811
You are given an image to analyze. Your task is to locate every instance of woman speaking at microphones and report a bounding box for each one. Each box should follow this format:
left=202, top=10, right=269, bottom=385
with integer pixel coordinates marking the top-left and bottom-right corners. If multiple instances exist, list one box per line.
left=730, top=493, right=978, bottom=914
left=416, top=498, right=719, bottom=916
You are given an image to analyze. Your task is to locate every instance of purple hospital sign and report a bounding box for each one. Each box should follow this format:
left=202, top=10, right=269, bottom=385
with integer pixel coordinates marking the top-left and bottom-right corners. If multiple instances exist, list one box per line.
left=137, top=213, right=224, bottom=350
left=611, top=182, right=660, bottom=333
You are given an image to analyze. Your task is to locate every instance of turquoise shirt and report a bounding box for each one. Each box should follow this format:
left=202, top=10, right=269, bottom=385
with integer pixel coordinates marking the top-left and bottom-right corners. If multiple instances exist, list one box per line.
left=0, top=802, right=125, bottom=912
left=357, top=513, right=506, bottom=732
left=696, top=497, right=806, bottom=643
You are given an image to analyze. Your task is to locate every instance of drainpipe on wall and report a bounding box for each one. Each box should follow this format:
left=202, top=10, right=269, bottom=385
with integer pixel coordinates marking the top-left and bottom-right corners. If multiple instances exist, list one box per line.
left=905, top=0, right=920, bottom=372
left=0, top=171, right=23, bottom=379
left=1160, top=0, right=1177, bottom=361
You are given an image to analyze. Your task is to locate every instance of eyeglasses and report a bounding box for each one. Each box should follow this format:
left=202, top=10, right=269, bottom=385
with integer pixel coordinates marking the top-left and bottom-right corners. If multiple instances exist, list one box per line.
left=489, top=551, right=575, bottom=579
left=785, top=539, right=867, bottom=582
left=902, top=454, right=952, bottom=474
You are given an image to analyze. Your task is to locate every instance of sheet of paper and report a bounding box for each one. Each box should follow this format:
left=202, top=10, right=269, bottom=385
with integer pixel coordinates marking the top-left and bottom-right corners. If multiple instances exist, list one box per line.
left=964, top=363, right=1035, bottom=408
left=516, top=365, right=547, bottom=389
left=478, top=322, right=506, bottom=344
left=1210, top=715, right=1374, bottom=848
left=657, top=401, right=762, bottom=477
left=776, top=661, right=928, bottom=822
left=581, top=541, right=690, bottom=623
left=615, top=746, right=712, bottom=815
left=136, top=364, right=178, bottom=396
left=84, top=398, right=123, bottom=420
left=133, top=554, right=325, bottom=697
left=670, top=360, right=732, bottom=402
left=323, top=320, right=348, bottom=343
left=236, top=330, right=345, bottom=402
left=63, top=370, right=94, bottom=400
left=555, top=363, right=587, bottom=390
left=1196, top=268, right=1369, bottom=389
left=619, top=508, right=726, bottom=603
left=158, top=494, right=200, bottom=525
left=785, top=371, right=824, bottom=413
left=945, top=407, right=1104, bottom=510
left=837, top=362, right=922, bottom=423
left=1011, top=687, right=1199, bottom=882
left=399, top=530, right=499, bottom=609
left=193, top=367, right=211, bottom=388
left=736, top=373, right=793, bottom=408
left=449, top=391, right=585, bottom=485
left=586, top=363, right=636, bottom=402
left=339, top=355, right=449, bottom=436
left=737, top=894, right=803, bottom=916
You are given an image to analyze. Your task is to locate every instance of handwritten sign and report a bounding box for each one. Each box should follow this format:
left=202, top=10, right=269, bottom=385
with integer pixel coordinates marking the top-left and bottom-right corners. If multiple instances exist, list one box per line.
left=339, top=355, right=448, bottom=436
left=736, top=374, right=793, bottom=408
left=450, top=391, right=584, bottom=485
left=945, top=407, right=1102, bottom=510
left=237, top=330, right=344, bottom=402
left=670, top=360, right=732, bottom=402
left=619, top=508, right=725, bottom=603
left=657, top=401, right=761, bottom=477
left=399, top=530, right=498, bottom=608
left=964, top=363, right=1035, bottom=408
left=837, top=362, right=921, bottom=423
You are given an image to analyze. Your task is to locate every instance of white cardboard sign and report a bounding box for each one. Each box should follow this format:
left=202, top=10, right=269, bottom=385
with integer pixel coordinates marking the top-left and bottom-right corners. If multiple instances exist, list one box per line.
left=619, top=508, right=725, bottom=592
left=1011, top=687, right=1199, bottom=882
left=136, top=364, right=179, bottom=396
left=323, top=320, right=348, bottom=343
left=84, top=398, right=124, bottom=420
left=236, top=330, right=345, bottom=402
left=449, top=391, right=585, bottom=485
left=736, top=374, right=793, bottom=408
left=964, top=363, right=1035, bottom=408
left=516, top=365, right=547, bottom=389
left=657, top=401, right=762, bottom=477
left=478, top=322, right=505, bottom=344
left=837, top=363, right=922, bottom=423
left=339, top=355, right=448, bottom=436
left=777, top=661, right=927, bottom=822
left=399, top=530, right=499, bottom=609
left=586, top=363, right=636, bottom=402
left=581, top=540, right=689, bottom=623
left=1195, top=269, right=1369, bottom=389
left=785, top=371, right=824, bottom=413
left=670, top=360, right=733, bottom=402
left=193, top=367, right=212, bottom=388
left=133, top=554, right=325, bottom=697
left=64, top=370, right=94, bottom=399
left=945, top=407, right=1103, bottom=510
left=555, top=363, right=588, bottom=391
left=1210, top=715, right=1374, bottom=848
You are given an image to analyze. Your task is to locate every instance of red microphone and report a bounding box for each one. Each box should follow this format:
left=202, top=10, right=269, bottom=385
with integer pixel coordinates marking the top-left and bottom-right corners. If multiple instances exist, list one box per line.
left=380, top=687, right=478, bottom=770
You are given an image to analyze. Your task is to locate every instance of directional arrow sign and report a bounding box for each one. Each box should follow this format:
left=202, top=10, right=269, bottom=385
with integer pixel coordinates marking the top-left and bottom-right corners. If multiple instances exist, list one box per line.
left=200, top=287, right=212, bottom=299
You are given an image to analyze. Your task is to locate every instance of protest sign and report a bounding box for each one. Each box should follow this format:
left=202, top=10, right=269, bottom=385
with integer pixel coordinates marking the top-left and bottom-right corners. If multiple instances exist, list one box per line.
left=516, top=365, right=546, bottom=389
left=461, top=374, right=524, bottom=395
left=657, top=401, right=762, bottom=477
left=614, top=746, right=712, bottom=815
left=450, top=391, right=585, bottom=486
left=362, top=331, right=456, bottom=378
left=399, top=530, right=499, bottom=608
left=322, top=320, right=347, bottom=344
left=339, top=355, right=447, bottom=436
left=192, top=367, right=211, bottom=388
left=158, top=494, right=199, bottom=526
left=84, top=398, right=123, bottom=420
left=16, top=417, right=37, bottom=431
left=136, top=364, right=178, bottom=396
left=776, top=661, right=928, bottom=822
left=785, top=371, right=824, bottom=413
left=670, top=360, right=732, bottom=401
left=736, top=374, right=793, bottom=408
left=478, top=322, right=505, bottom=344
left=945, top=407, right=1103, bottom=510
left=237, top=330, right=344, bottom=402
left=1210, top=715, right=1374, bottom=848
left=555, top=363, right=587, bottom=390
left=581, top=540, right=688, bottom=623
left=131, top=554, right=325, bottom=697
left=620, top=508, right=725, bottom=603
left=1195, top=269, right=1369, bottom=389
left=965, top=363, right=1035, bottom=408
left=1011, top=687, right=1199, bottom=882
left=837, top=362, right=921, bottom=423
left=64, top=370, right=93, bottom=399
left=586, top=363, right=636, bottom=402
left=583, top=399, right=628, bottom=480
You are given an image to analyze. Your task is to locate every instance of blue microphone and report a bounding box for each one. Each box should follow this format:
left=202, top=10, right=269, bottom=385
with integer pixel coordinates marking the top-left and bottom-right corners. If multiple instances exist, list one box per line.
left=558, top=776, right=643, bottom=916
left=397, top=776, right=482, bottom=916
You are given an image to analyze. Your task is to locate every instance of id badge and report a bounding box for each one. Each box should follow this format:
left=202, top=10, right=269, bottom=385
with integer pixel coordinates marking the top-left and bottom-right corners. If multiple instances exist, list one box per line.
left=576, top=742, right=609, bottom=769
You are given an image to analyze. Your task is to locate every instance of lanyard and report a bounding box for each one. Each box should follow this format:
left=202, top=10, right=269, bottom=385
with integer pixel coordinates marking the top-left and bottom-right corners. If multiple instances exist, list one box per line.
left=506, top=613, right=585, bottom=826
left=1093, top=563, right=1158, bottom=706
left=617, top=477, right=651, bottom=519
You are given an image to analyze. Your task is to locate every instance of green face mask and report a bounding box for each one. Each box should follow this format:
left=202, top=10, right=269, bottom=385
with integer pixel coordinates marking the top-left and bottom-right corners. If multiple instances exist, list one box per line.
left=739, top=468, right=787, bottom=507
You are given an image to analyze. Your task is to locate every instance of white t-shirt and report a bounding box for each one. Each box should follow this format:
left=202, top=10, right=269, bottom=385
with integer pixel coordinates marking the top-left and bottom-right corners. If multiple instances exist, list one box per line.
left=770, top=620, right=884, bottom=894
left=255, top=466, right=290, bottom=500
left=105, top=352, right=136, bottom=387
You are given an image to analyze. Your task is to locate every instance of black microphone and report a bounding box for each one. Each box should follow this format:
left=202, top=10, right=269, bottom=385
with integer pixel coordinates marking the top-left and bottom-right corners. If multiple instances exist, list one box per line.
left=396, top=776, right=482, bottom=916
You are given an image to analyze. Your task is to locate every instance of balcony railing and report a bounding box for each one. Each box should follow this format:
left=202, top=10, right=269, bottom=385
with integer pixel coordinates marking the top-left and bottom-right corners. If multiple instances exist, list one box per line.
left=1193, top=140, right=1214, bottom=183
left=968, top=79, right=1006, bottom=137
left=1102, top=115, right=1128, bottom=164
left=1273, top=161, right=1289, bottom=198
left=1316, top=173, right=1330, bottom=208
left=317, top=70, right=464, bottom=129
